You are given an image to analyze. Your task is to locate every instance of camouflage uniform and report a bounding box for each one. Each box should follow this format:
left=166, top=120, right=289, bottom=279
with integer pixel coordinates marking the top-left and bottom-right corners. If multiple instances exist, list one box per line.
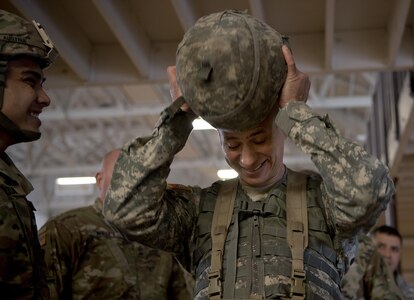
left=341, top=234, right=404, bottom=299
left=39, top=198, right=193, bottom=300
left=396, top=273, right=414, bottom=299
left=104, top=101, right=394, bottom=299
left=0, top=153, right=49, bottom=299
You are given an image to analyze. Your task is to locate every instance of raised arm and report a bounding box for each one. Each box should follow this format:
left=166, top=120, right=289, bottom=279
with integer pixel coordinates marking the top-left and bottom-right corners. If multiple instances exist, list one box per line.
left=276, top=46, right=394, bottom=239
left=103, top=67, right=199, bottom=263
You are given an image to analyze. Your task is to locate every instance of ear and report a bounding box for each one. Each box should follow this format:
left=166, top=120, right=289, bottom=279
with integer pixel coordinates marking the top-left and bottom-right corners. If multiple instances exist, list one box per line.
left=95, top=171, right=102, bottom=189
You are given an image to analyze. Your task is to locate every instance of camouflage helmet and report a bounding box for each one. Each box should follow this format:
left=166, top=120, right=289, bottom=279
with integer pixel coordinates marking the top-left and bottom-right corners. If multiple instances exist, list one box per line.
left=176, top=10, right=288, bottom=130
left=0, top=9, right=57, bottom=69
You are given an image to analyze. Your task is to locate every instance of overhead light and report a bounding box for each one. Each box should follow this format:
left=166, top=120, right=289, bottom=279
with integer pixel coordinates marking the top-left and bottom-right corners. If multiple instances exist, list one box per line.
left=56, top=177, right=96, bottom=185
left=192, top=118, right=215, bottom=130
left=217, top=169, right=238, bottom=179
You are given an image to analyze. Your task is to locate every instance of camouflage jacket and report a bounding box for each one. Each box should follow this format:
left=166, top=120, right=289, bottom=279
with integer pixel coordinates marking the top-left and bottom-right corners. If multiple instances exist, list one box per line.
left=104, top=101, right=395, bottom=298
left=39, top=198, right=193, bottom=300
left=0, top=153, right=49, bottom=299
left=341, top=234, right=404, bottom=300
left=396, top=273, right=414, bottom=300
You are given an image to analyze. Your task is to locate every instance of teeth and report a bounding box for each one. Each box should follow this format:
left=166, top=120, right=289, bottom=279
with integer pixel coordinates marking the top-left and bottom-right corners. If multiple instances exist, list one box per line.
left=253, top=162, right=264, bottom=171
left=30, top=112, right=40, bottom=117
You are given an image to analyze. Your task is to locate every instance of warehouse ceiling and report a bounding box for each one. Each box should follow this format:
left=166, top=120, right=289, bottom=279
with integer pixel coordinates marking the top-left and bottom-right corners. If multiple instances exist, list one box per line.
left=1, top=0, right=414, bottom=277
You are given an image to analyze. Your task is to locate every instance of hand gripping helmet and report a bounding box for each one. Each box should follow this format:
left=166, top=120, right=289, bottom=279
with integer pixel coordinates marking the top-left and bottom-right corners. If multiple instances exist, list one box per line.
left=176, top=10, right=288, bottom=130
left=0, top=9, right=58, bottom=142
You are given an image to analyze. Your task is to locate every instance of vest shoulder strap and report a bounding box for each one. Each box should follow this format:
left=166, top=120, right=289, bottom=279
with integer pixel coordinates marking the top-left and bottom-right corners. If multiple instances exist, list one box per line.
left=208, top=178, right=238, bottom=300
left=286, top=169, right=309, bottom=300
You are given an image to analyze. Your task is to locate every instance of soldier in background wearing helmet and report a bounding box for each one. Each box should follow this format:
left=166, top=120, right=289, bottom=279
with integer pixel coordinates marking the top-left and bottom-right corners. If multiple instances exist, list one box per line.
left=0, top=9, right=58, bottom=299
left=103, top=10, right=394, bottom=299
left=38, top=149, right=194, bottom=299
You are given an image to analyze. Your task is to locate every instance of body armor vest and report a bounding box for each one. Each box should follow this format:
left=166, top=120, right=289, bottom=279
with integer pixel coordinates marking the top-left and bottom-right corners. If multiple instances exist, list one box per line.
left=194, top=171, right=341, bottom=299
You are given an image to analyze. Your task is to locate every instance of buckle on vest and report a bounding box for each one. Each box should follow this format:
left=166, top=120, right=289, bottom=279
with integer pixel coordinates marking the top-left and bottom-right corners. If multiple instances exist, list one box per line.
left=208, top=270, right=221, bottom=296
left=291, top=269, right=306, bottom=296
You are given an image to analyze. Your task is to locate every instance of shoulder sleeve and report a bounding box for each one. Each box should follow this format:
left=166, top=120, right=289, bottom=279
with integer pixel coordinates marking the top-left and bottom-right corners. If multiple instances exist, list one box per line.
left=39, top=216, right=84, bottom=296
left=103, top=107, right=199, bottom=262
left=276, top=102, right=395, bottom=238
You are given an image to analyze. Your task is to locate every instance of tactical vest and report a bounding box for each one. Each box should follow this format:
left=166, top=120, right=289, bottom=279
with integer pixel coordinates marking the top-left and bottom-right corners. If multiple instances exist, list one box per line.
left=194, top=169, right=341, bottom=299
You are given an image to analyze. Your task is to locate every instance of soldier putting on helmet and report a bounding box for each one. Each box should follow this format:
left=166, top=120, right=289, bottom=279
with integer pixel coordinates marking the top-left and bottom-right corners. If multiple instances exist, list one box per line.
left=104, top=10, right=394, bottom=299
left=0, top=9, right=58, bottom=299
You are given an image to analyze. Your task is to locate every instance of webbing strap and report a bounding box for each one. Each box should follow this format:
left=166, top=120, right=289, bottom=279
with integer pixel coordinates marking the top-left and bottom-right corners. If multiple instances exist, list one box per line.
left=208, top=179, right=238, bottom=300
left=286, top=170, right=308, bottom=300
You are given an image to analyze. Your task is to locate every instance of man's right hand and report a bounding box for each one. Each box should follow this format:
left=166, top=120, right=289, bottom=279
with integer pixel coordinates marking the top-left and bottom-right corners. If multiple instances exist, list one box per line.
left=278, top=45, right=311, bottom=109
left=167, top=66, right=194, bottom=114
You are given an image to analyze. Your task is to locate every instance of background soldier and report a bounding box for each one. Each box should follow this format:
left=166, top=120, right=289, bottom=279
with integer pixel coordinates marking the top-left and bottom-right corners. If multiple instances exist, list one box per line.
left=373, top=225, right=414, bottom=299
left=39, top=149, right=193, bottom=299
left=0, top=9, right=57, bottom=299
left=341, top=234, right=403, bottom=299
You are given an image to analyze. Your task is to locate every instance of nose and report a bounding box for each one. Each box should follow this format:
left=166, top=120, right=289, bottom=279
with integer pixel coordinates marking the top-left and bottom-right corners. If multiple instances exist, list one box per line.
left=37, top=87, right=51, bottom=107
left=239, top=145, right=257, bottom=169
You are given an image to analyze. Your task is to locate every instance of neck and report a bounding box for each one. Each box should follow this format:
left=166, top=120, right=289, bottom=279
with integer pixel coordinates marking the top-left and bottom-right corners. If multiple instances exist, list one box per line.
left=0, top=130, right=15, bottom=152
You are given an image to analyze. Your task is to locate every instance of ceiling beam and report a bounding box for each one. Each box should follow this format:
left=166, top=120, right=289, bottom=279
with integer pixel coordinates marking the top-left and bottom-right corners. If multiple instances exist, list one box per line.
left=40, top=95, right=372, bottom=122
left=387, top=0, right=411, bottom=66
left=12, top=0, right=92, bottom=81
left=248, top=0, right=265, bottom=21
left=92, top=0, right=151, bottom=77
left=170, top=0, right=198, bottom=31
left=324, top=0, right=335, bottom=70
left=388, top=76, right=414, bottom=177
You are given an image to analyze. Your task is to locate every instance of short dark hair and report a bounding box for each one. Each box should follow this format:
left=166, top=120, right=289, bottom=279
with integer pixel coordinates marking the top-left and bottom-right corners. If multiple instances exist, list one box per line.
left=371, top=225, right=402, bottom=242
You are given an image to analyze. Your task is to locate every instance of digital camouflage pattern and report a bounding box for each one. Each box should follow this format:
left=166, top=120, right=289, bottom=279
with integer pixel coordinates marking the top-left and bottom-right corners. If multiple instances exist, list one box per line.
left=0, top=153, right=49, bottom=299
left=0, top=9, right=56, bottom=69
left=396, top=273, right=414, bottom=299
left=341, top=234, right=403, bottom=300
left=103, top=101, right=394, bottom=299
left=39, top=198, right=193, bottom=300
left=176, top=10, right=287, bottom=130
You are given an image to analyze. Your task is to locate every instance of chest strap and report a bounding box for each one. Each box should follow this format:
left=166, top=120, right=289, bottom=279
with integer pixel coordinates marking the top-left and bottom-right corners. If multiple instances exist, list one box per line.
left=208, top=171, right=308, bottom=299
left=208, top=179, right=238, bottom=299
left=286, top=170, right=308, bottom=299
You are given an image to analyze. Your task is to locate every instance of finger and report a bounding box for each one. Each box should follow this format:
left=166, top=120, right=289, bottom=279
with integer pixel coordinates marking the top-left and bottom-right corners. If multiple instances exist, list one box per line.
left=281, top=45, right=297, bottom=74
left=167, top=65, right=177, bottom=84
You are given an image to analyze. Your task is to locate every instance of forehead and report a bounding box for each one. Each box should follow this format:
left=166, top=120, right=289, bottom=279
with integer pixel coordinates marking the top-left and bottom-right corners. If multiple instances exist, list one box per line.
left=219, top=124, right=268, bottom=139
left=7, top=56, right=43, bottom=75
left=374, top=232, right=401, bottom=247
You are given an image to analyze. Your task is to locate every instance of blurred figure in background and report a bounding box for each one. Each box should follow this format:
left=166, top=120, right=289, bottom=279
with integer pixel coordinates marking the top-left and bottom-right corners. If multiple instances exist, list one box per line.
left=373, top=225, right=414, bottom=299
left=341, top=225, right=414, bottom=299
left=39, top=149, right=193, bottom=299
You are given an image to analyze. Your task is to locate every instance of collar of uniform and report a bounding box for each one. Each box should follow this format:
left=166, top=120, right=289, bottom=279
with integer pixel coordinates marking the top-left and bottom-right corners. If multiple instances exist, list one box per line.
left=0, top=152, right=33, bottom=195
left=240, top=166, right=288, bottom=202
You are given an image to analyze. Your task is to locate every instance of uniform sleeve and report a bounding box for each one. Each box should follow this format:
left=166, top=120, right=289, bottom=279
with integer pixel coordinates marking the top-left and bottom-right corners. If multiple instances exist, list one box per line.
left=341, top=235, right=403, bottom=300
left=103, top=106, right=199, bottom=261
left=276, top=101, right=395, bottom=239
left=39, top=219, right=82, bottom=297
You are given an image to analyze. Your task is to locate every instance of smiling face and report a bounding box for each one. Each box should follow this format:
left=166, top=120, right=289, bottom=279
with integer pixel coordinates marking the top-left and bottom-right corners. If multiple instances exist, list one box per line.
left=218, top=110, right=286, bottom=188
left=1, top=57, right=50, bottom=141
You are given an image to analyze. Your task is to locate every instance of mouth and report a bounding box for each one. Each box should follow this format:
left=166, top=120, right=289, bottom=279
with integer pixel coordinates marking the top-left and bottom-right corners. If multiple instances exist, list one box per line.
left=242, top=161, right=266, bottom=174
left=29, top=110, right=41, bottom=118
